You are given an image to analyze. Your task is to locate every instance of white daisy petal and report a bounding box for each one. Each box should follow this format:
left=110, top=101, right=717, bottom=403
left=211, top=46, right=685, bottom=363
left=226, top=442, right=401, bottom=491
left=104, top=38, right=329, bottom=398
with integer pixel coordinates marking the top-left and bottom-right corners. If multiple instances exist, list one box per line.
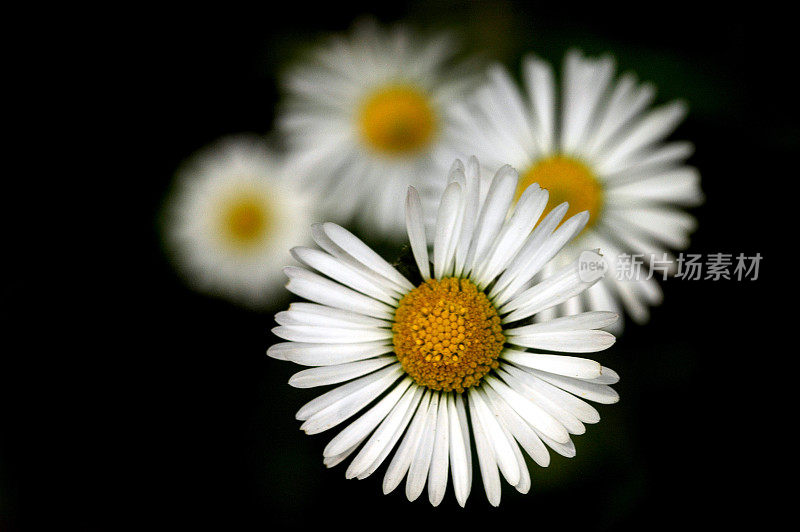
left=499, top=366, right=585, bottom=435
left=596, top=101, right=688, bottom=175
left=347, top=384, right=423, bottom=479
left=433, top=181, right=464, bottom=279
left=492, top=208, right=588, bottom=306
left=483, top=384, right=550, bottom=467
left=267, top=340, right=392, bottom=366
left=537, top=431, right=577, bottom=458
left=468, top=392, right=502, bottom=507
left=324, top=440, right=366, bottom=469
left=593, top=366, right=621, bottom=385
left=321, top=223, right=415, bottom=291
left=470, top=388, right=521, bottom=487
left=531, top=369, right=620, bottom=404
left=512, top=366, right=603, bottom=423
left=506, top=311, right=618, bottom=335
left=466, top=165, right=518, bottom=274
left=383, top=390, right=431, bottom=494
left=454, top=393, right=473, bottom=495
left=500, top=252, right=603, bottom=322
left=284, top=266, right=396, bottom=320
left=289, top=356, right=396, bottom=388
left=473, top=184, right=548, bottom=289
left=506, top=329, right=616, bottom=353
left=427, top=392, right=450, bottom=506
left=297, top=364, right=403, bottom=426
left=280, top=303, right=390, bottom=329
left=605, top=167, right=703, bottom=206
left=291, top=246, right=399, bottom=305
left=406, top=392, right=439, bottom=501
left=273, top=325, right=393, bottom=344
left=405, top=187, right=432, bottom=280
left=446, top=393, right=471, bottom=507
left=484, top=375, right=570, bottom=444
left=501, top=349, right=602, bottom=380
left=324, top=377, right=413, bottom=457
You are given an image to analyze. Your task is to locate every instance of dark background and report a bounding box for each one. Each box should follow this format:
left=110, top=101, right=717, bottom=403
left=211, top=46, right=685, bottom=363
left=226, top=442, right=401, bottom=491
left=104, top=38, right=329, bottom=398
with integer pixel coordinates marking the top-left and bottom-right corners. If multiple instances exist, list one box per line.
left=3, top=1, right=789, bottom=530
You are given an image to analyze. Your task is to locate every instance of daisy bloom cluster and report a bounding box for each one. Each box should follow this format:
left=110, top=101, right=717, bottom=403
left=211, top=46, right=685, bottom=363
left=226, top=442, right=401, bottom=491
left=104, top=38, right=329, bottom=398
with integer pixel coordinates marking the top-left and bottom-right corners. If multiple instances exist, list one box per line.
left=269, top=158, right=620, bottom=506
left=163, top=136, right=317, bottom=308
left=278, top=19, right=477, bottom=237
left=447, top=50, right=703, bottom=328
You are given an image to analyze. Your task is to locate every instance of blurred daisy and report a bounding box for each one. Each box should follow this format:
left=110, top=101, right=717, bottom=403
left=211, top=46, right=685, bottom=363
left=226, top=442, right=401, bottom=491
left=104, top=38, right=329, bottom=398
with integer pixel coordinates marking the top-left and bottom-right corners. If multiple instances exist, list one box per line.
left=446, top=51, right=703, bottom=327
left=269, top=158, right=619, bottom=506
left=278, top=19, right=476, bottom=238
left=163, top=136, right=316, bottom=308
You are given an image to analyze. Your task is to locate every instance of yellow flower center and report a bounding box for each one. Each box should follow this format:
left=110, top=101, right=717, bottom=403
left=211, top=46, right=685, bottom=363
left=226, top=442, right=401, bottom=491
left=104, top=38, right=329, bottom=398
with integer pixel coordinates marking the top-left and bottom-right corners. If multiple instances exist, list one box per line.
left=519, top=155, right=604, bottom=230
left=392, top=278, right=504, bottom=393
left=358, top=84, right=437, bottom=156
left=219, top=192, right=271, bottom=249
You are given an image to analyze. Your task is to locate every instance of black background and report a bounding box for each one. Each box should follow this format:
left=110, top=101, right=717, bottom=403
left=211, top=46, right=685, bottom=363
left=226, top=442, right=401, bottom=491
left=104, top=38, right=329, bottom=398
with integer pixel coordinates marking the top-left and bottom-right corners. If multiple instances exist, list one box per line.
left=3, top=1, right=789, bottom=530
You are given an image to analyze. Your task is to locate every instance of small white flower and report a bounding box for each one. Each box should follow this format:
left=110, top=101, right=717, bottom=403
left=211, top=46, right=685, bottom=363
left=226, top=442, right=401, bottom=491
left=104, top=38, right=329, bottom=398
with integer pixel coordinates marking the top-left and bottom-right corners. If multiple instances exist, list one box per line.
left=278, top=19, right=477, bottom=238
left=163, top=135, right=317, bottom=308
left=445, top=51, right=704, bottom=328
left=269, top=158, right=619, bottom=507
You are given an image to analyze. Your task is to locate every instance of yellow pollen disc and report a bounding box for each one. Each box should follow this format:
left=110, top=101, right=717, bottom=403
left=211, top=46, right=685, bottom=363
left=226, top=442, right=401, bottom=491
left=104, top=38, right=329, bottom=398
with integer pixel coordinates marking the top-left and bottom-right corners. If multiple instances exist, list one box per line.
left=519, top=155, right=604, bottom=230
left=392, top=277, right=505, bottom=393
left=219, top=192, right=271, bottom=248
left=358, top=84, right=437, bottom=155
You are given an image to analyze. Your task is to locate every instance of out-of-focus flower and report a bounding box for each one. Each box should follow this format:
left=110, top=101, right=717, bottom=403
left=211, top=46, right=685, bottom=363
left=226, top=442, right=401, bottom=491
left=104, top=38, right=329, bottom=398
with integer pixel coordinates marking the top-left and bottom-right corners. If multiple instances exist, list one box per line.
left=163, top=136, right=316, bottom=308
left=268, top=158, right=619, bottom=506
left=278, top=19, right=477, bottom=238
left=446, top=51, right=703, bottom=328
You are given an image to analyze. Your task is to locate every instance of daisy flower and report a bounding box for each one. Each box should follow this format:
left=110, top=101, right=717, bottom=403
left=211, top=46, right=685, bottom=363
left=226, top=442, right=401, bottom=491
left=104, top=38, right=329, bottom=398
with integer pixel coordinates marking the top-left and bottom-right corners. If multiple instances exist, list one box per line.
left=163, top=135, right=316, bottom=308
left=268, top=158, right=620, bottom=506
left=446, top=51, right=704, bottom=328
left=278, top=19, right=476, bottom=238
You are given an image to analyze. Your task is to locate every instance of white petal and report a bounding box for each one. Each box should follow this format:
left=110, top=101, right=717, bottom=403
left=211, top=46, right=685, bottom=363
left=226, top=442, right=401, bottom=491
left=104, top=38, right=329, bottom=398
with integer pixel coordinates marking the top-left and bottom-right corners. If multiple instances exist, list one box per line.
left=483, top=384, right=550, bottom=467
left=506, top=329, right=616, bottom=353
left=511, top=366, right=602, bottom=423
left=273, top=325, right=392, bottom=344
left=383, top=390, right=431, bottom=494
left=484, top=375, right=569, bottom=444
left=406, top=392, right=439, bottom=501
left=323, top=377, right=413, bottom=457
left=291, top=247, right=399, bottom=305
left=501, top=349, right=602, bottom=380
left=447, top=393, right=471, bottom=507
left=531, top=369, right=620, bottom=404
left=427, top=393, right=450, bottom=506
left=284, top=266, right=395, bottom=320
left=405, top=187, right=431, bottom=280
left=347, top=384, right=423, bottom=479
left=491, top=208, right=587, bottom=306
left=465, top=165, right=518, bottom=274
left=297, top=364, right=403, bottom=429
left=289, top=356, right=396, bottom=388
left=522, top=54, right=556, bottom=154
left=279, top=303, right=390, bottom=329
left=267, top=340, right=392, bottom=366
left=500, top=252, right=603, bottom=322
left=433, top=181, right=463, bottom=279
left=472, top=388, right=521, bottom=486
left=500, top=366, right=585, bottom=435
left=468, top=391, right=501, bottom=506
left=321, top=222, right=414, bottom=291
left=473, top=184, right=548, bottom=289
